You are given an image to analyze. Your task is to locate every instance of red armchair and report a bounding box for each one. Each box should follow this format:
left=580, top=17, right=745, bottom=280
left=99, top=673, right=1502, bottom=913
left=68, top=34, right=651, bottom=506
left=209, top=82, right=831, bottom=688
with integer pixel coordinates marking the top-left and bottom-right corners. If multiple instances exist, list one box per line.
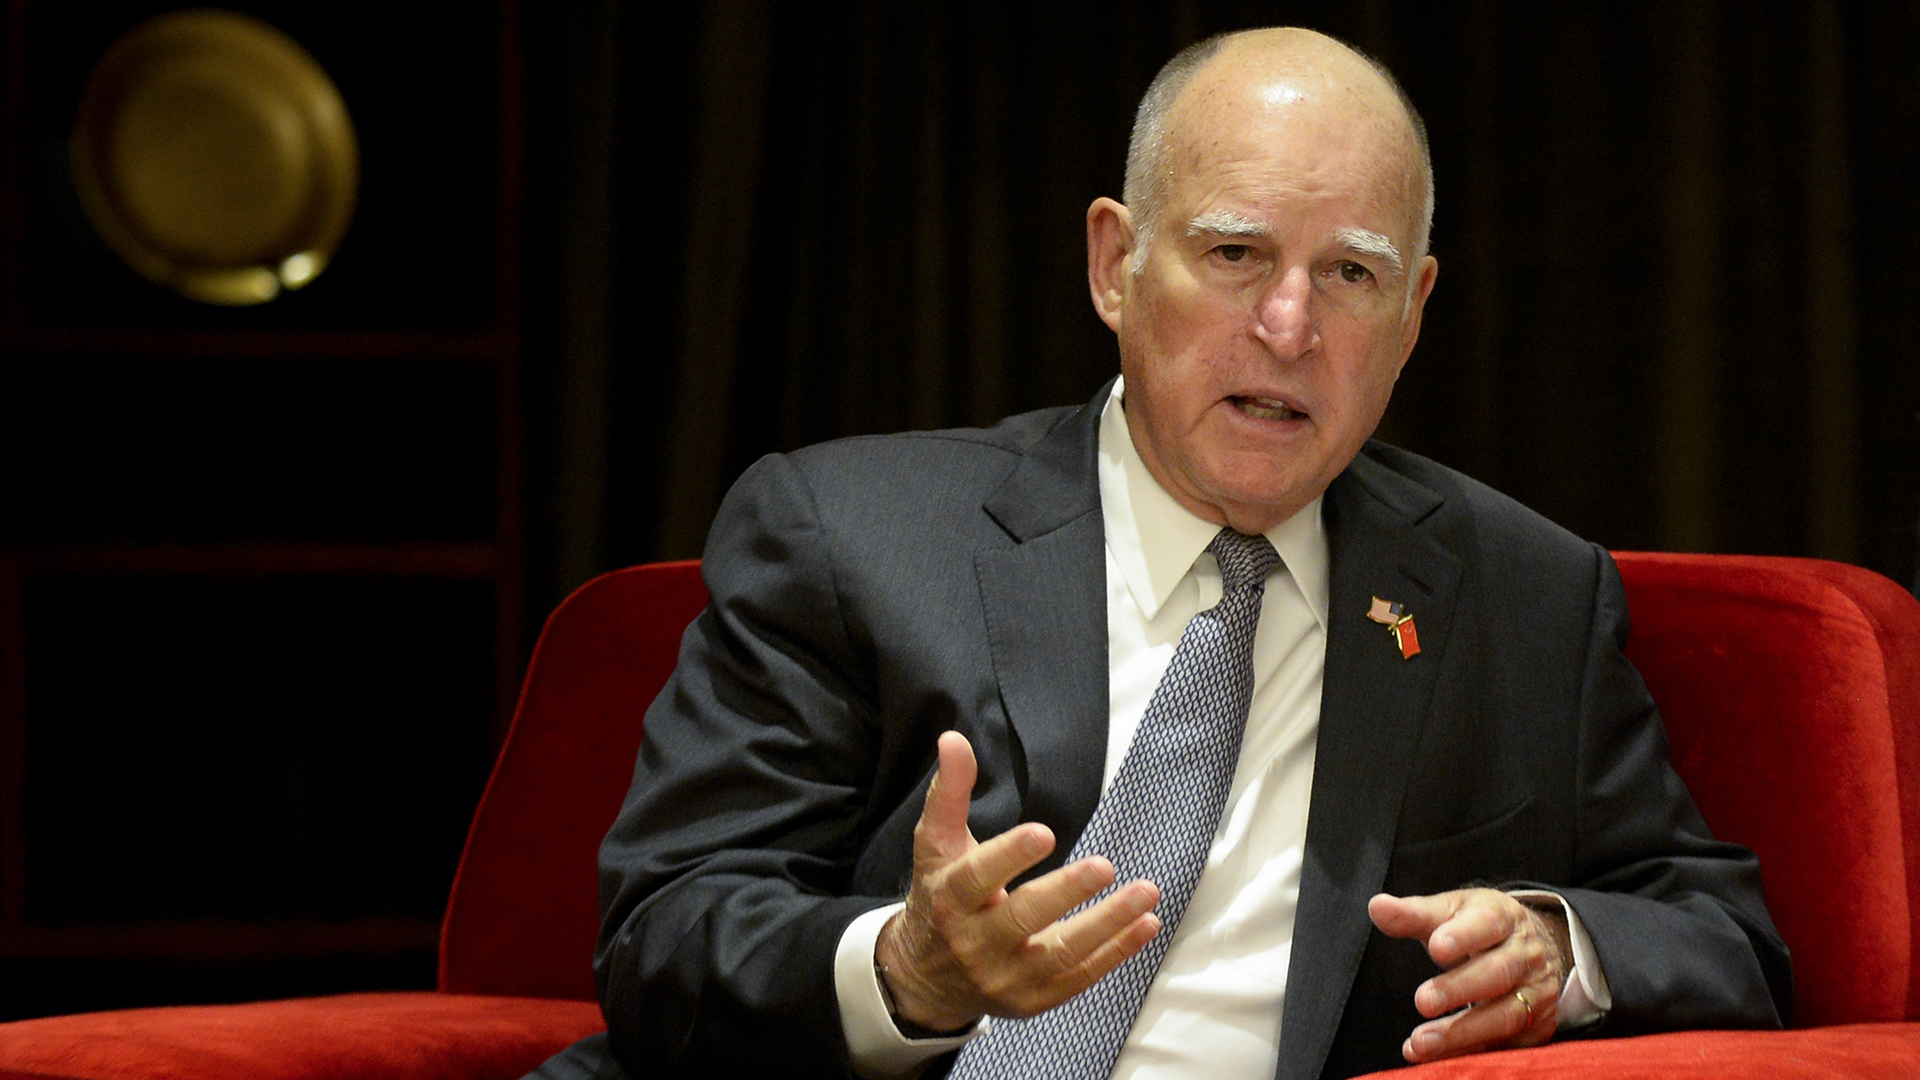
left=1, top=553, right=1916, bottom=1079
left=0, top=560, right=709, bottom=1080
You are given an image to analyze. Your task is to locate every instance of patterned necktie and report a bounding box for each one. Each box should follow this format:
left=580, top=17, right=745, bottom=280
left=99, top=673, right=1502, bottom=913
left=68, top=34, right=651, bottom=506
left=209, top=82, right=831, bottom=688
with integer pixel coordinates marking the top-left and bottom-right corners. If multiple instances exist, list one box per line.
left=949, top=527, right=1280, bottom=1080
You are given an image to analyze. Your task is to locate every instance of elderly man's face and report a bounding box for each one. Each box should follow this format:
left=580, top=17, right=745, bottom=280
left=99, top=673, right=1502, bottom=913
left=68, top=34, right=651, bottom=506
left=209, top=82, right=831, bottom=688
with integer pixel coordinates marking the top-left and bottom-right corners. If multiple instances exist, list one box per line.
left=1090, top=49, right=1438, bottom=535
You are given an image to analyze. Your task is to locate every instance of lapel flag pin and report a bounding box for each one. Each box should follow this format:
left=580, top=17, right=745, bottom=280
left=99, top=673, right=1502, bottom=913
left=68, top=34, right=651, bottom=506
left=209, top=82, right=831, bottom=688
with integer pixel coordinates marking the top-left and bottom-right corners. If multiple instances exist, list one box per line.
left=1366, top=596, right=1421, bottom=660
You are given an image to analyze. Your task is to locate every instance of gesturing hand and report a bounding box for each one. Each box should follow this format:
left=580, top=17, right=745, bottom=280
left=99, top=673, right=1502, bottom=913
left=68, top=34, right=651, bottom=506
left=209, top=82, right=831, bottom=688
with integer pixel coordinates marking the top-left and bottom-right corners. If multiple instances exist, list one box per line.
left=874, top=731, right=1163, bottom=1033
left=1368, top=889, right=1572, bottom=1063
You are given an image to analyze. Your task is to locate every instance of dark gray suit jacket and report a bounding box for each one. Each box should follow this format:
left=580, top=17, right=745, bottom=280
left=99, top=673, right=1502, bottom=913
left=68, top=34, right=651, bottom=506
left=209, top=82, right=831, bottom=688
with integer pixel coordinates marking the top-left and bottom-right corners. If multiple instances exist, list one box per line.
left=592, top=386, right=1790, bottom=1080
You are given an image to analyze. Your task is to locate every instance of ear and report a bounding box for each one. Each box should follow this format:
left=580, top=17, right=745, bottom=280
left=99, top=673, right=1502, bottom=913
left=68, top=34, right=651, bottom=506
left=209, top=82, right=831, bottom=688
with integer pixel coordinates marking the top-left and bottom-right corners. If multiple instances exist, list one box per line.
left=1394, top=254, right=1440, bottom=373
left=1087, top=197, right=1134, bottom=334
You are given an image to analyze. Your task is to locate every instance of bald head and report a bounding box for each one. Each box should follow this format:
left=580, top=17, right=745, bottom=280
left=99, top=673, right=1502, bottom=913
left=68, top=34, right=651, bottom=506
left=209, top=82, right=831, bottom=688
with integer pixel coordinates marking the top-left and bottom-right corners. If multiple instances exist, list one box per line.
left=1123, top=29, right=1434, bottom=275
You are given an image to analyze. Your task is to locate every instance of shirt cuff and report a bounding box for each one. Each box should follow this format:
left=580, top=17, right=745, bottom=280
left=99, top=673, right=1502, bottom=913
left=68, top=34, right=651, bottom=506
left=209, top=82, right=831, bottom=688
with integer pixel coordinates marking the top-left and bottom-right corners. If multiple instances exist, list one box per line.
left=834, top=902, right=986, bottom=1079
left=1508, top=889, right=1613, bottom=1030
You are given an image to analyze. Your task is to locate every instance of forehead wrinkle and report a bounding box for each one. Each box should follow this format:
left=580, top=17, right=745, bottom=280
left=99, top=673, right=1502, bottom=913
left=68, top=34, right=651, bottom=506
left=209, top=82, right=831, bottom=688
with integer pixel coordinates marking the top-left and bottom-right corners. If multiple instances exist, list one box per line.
left=1334, top=227, right=1403, bottom=272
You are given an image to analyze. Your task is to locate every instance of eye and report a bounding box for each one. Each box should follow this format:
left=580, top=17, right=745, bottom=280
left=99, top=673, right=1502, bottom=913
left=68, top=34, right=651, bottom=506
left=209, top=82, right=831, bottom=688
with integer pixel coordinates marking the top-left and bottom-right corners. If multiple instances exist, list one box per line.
left=1337, top=260, right=1373, bottom=283
left=1214, top=244, right=1252, bottom=263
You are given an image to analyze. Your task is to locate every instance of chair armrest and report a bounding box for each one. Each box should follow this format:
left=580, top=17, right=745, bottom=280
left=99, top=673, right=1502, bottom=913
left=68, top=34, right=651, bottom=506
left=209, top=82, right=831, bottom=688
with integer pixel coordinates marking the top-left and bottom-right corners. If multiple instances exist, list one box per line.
left=0, top=991, right=605, bottom=1080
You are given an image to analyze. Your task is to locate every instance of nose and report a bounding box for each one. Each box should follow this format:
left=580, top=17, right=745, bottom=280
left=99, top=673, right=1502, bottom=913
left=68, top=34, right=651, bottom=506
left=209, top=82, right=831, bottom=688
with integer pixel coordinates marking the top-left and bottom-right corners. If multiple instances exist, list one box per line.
left=1252, top=265, right=1317, bottom=358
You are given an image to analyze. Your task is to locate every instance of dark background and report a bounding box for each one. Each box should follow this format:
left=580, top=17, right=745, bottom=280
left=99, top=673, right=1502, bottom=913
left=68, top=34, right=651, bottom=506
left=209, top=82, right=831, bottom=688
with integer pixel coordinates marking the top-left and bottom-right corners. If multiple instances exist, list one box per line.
left=0, top=0, right=1914, bottom=1019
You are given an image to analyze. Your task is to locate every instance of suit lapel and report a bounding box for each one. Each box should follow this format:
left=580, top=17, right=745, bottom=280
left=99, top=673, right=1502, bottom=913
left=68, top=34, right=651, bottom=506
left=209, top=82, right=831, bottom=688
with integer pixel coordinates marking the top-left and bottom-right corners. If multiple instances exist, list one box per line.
left=1277, top=450, right=1463, bottom=1080
left=974, top=388, right=1111, bottom=874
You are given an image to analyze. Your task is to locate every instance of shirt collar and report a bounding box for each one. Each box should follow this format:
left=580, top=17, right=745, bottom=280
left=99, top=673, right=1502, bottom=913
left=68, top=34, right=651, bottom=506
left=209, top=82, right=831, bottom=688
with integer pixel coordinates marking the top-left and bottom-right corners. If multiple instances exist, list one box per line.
left=1097, top=377, right=1330, bottom=631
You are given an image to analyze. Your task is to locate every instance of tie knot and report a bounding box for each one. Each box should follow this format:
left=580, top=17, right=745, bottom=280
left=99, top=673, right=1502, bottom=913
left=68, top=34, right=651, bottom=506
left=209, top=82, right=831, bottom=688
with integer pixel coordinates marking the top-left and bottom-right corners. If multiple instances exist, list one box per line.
left=1207, top=528, right=1279, bottom=593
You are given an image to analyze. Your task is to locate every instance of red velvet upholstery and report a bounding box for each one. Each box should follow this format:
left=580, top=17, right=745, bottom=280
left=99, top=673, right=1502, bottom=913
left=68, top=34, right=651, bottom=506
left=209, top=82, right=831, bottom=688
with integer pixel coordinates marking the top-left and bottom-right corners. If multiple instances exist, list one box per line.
left=0, top=994, right=607, bottom=1080
left=439, top=560, right=710, bottom=999
left=1351, top=1023, right=1920, bottom=1080
left=0, top=562, right=709, bottom=1079
left=1614, top=553, right=1920, bottom=1026
left=2, top=553, right=1916, bottom=1078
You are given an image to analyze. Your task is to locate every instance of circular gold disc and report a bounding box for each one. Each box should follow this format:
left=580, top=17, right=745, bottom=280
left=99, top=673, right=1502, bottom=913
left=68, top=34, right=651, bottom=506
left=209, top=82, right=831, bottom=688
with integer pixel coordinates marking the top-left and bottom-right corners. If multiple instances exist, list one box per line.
left=72, top=10, right=359, bottom=305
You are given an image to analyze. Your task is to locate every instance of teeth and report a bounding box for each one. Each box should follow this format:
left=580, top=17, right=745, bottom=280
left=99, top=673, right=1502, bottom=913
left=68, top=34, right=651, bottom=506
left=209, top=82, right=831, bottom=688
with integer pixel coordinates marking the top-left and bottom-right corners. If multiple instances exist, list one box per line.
left=1234, top=396, right=1300, bottom=421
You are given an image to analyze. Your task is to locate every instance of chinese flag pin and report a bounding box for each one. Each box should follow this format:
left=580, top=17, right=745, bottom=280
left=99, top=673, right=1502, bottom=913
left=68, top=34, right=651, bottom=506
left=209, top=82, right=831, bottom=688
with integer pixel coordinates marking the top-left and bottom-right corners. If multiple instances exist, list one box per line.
left=1366, top=596, right=1422, bottom=660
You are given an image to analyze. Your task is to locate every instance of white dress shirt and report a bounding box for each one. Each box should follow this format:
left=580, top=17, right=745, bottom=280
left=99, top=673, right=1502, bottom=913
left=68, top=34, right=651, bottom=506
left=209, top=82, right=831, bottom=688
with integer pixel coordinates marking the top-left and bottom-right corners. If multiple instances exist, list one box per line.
left=835, top=379, right=1606, bottom=1079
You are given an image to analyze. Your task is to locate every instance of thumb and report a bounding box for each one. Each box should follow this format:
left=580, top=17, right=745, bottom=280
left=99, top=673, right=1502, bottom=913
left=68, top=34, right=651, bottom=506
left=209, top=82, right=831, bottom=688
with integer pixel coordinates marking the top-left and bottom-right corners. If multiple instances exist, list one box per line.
left=915, top=731, right=979, bottom=862
left=1368, top=891, right=1463, bottom=940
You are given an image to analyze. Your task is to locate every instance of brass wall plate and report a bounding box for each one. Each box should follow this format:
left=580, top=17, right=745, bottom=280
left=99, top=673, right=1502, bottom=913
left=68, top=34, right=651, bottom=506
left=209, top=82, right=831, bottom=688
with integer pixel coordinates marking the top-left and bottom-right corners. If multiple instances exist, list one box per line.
left=71, top=9, right=359, bottom=306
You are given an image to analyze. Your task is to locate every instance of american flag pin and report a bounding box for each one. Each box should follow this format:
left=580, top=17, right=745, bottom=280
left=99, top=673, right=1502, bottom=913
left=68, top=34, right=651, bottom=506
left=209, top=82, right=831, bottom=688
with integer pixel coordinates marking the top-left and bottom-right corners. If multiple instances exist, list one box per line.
left=1366, top=596, right=1421, bottom=660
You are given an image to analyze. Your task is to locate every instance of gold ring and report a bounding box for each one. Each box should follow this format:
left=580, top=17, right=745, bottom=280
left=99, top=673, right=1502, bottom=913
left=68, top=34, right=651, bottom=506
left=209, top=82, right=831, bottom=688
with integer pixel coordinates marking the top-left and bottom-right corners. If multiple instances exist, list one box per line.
left=1514, top=988, right=1535, bottom=1027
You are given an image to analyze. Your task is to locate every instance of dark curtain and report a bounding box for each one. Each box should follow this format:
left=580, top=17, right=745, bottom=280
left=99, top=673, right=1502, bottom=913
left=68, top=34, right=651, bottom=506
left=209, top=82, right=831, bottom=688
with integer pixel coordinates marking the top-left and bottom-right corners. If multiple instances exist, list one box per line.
left=528, top=0, right=1919, bottom=620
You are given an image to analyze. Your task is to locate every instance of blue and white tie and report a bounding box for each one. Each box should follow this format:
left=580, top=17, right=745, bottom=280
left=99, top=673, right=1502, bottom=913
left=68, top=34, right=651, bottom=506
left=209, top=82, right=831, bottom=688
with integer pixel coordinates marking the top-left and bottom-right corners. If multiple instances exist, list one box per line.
left=949, top=527, right=1279, bottom=1080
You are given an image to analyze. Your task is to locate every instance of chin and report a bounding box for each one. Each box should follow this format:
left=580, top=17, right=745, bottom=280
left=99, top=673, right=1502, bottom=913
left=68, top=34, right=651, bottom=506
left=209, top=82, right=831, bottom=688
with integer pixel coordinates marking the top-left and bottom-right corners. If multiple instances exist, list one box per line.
left=1211, top=471, right=1310, bottom=510
left=1207, top=488, right=1311, bottom=533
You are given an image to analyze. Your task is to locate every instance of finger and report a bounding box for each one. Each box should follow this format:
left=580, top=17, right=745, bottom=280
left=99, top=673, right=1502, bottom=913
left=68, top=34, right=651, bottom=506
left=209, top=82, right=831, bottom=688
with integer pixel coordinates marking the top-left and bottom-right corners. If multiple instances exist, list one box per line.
left=992, top=855, right=1120, bottom=936
left=1368, top=891, right=1464, bottom=942
left=1422, top=892, right=1522, bottom=967
left=1415, top=909, right=1559, bottom=1017
left=1042, top=904, right=1162, bottom=1001
left=1403, top=985, right=1552, bottom=1063
left=916, top=731, right=980, bottom=860
left=998, top=882, right=1161, bottom=1012
left=1414, top=942, right=1534, bottom=1017
left=937, top=821, right=1056, bottom=911
left=1047, top=877, right=1161, bottom=960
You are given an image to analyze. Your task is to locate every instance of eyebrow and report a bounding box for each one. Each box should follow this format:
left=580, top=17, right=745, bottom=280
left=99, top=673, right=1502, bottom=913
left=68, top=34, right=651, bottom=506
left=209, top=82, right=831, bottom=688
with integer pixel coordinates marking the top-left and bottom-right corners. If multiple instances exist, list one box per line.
left=1186, top=210, right=1267, bottom=238
left=1334, top=227, right=1405, bottom=273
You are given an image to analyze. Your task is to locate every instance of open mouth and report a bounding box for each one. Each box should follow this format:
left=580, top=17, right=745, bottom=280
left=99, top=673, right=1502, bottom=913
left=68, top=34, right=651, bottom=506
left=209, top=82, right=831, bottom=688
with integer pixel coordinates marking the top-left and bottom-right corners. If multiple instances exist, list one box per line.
left=1230, top=395, right=1305, bottom=422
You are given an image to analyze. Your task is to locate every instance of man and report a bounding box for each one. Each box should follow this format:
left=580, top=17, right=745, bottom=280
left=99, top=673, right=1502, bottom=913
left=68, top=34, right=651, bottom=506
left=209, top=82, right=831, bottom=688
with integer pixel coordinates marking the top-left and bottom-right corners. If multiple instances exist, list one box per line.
left=536, top=26, right=1788, bottom=1080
